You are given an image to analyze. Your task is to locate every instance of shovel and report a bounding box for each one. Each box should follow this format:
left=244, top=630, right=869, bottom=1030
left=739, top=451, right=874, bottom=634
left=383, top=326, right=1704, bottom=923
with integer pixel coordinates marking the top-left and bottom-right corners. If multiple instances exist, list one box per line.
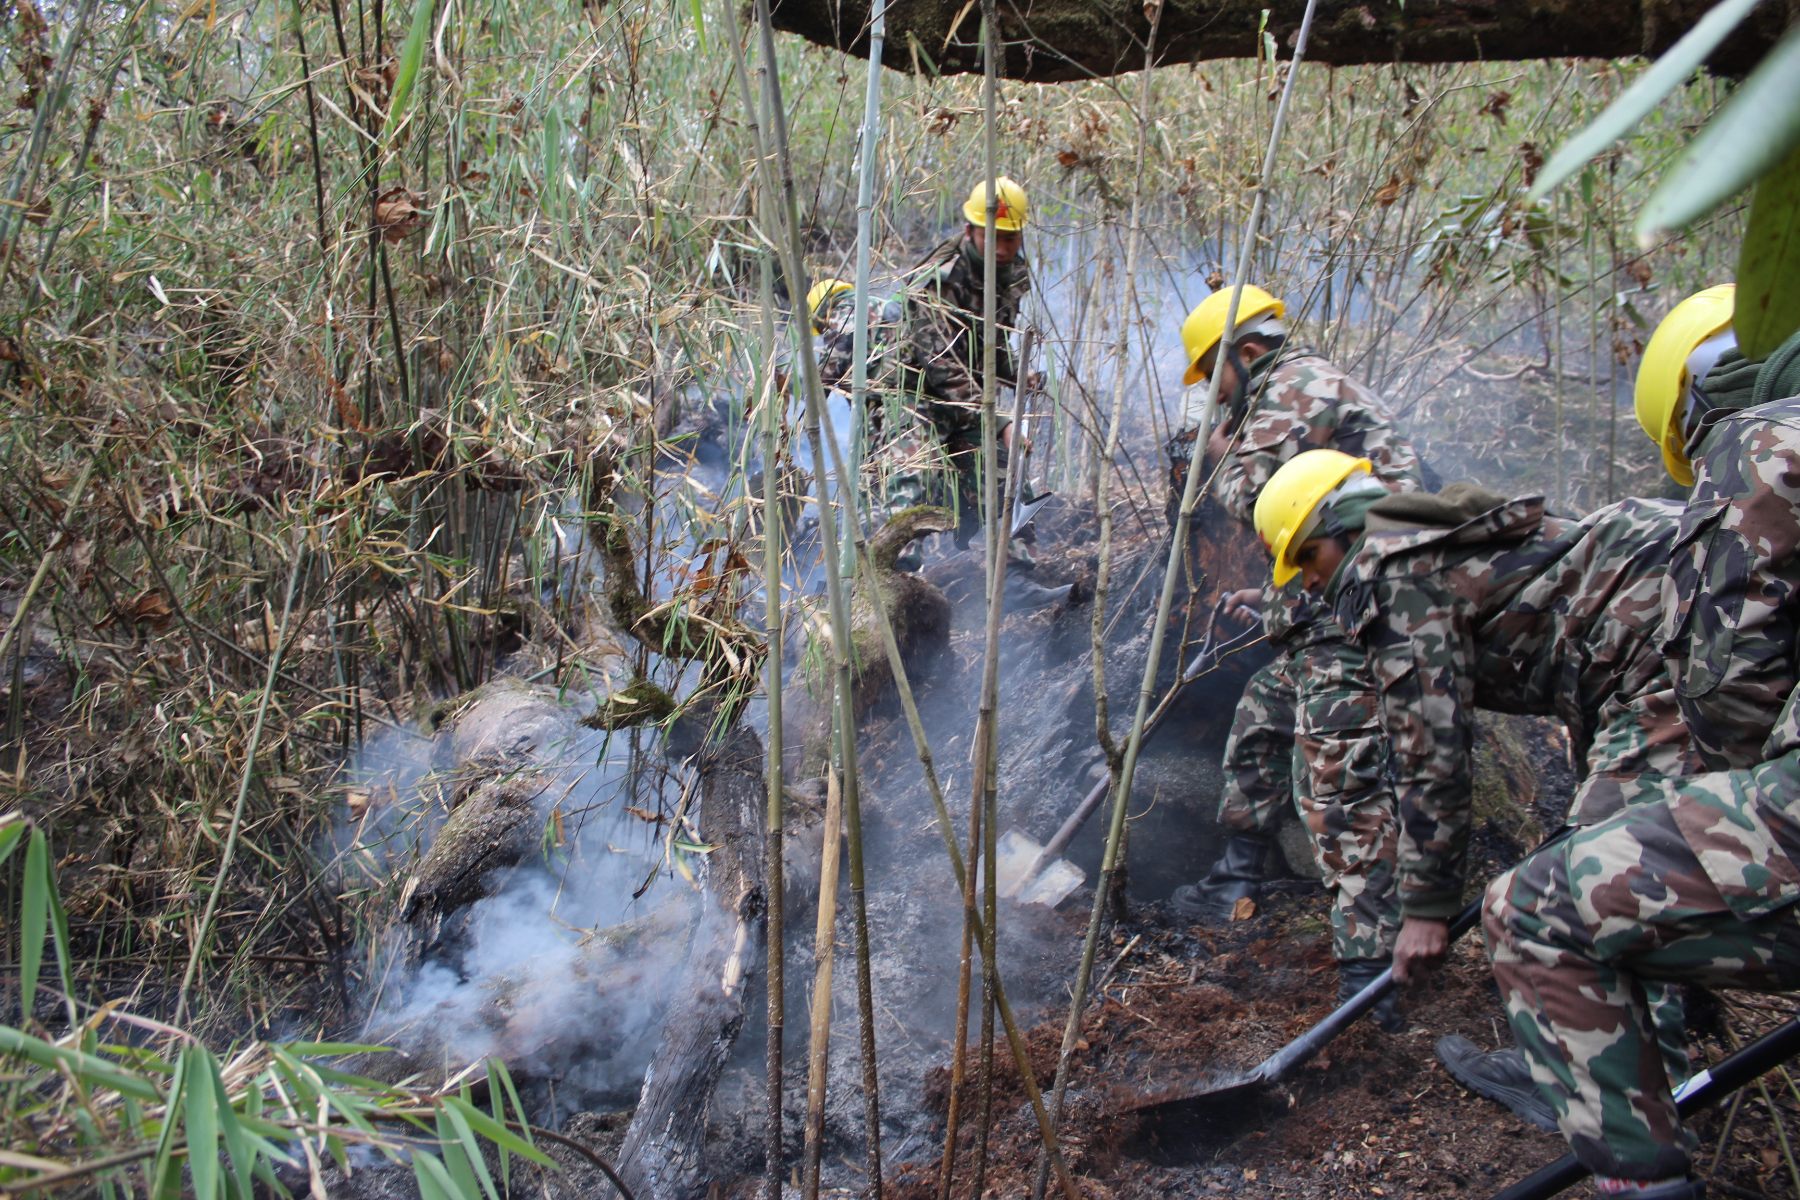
left=1129, top=828, right=1576, bottom=1110
left=997, top=597, right=1258, bottom=906
left=1121, top=892, right=1490, bottom=1111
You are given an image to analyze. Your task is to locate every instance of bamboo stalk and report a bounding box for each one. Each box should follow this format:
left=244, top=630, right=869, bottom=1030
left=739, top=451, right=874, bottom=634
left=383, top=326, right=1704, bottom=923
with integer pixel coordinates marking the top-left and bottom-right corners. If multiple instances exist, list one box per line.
left=802, top=761, right=845, bottom=1198
left=1551, top=191, right=1565, bottom=510
left=823, top=478, right=1079, bottom=1200
left=175, top=536, right=307, bottom=1025
left=970, top=9, right=1005, bottom=1190
left=741, top=0, right=886, bottom=1189
left=1045, top=4, right=1323, bottom=1193
left=758, top=251, right=787, bottom=1200
left=0, top=0, right=100, bottom=282
left=940, top=723, right=980, bottom=1200
left=710, top=15, right=822, bottom=1190
left=1035, top=6, right=1162, bottom=1193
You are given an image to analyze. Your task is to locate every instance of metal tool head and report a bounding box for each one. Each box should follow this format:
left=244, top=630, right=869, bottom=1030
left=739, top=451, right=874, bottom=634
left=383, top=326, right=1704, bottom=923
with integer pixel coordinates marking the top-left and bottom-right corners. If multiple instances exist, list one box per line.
left=1010, top=489, right=1053, bottom=536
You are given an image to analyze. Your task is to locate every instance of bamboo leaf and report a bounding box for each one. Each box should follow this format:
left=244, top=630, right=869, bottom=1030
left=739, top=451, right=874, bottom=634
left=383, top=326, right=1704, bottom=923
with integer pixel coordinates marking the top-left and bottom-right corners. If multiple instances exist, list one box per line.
left=542, top=106, right=562, bottom=218
left=441, top=1101, right=501, bottom=1199
left=194, top=1048, right=257, bottom=1200
left=688, top=0, right=707, bottom=52
left=385, top=0, right=440, bottom=134
left=151, top=1046, right=191, bottom=1200
left=1528, top=0, right=1766, bottom=204
left=183, top=1048, right=222, bottom=1200
left=444, top=1096, right=554, bottom=1167
left=0, top=813, right=24, bottom=867
left=1638, top=26, right=1800, bottom=242
left=19, top=829, right=47, bottom=1023
left=435, top=1109, right=484, bottom=1200
left=1736, top=143, right=1800, bottom=358
left=45, top=837, right=74, bottom=1010
left=280, top=1041, right=394, bottom=1057
left=411, top=1149, right=460, bottom=1200
left=0, top=1027, right=163, bottom=1101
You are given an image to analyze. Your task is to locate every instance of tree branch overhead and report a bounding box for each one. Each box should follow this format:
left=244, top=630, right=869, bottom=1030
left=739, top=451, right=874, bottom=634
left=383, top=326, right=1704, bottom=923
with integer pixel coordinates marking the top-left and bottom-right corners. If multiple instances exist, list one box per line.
left=768, top=0, right=1788, bottom=82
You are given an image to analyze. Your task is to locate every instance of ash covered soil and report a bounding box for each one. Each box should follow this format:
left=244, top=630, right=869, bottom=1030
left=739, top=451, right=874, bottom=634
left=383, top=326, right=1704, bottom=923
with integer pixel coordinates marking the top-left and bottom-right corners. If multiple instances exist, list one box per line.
left=883, top=883, right=1794, bottom=1200
left=896, top=884, right=1569, bottom=1199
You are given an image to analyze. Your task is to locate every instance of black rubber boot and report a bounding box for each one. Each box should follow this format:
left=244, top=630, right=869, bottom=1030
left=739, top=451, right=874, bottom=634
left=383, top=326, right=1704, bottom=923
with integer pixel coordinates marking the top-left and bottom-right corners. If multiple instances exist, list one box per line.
left=1170, top=834, right=1271, bottom=923
left=1603, top=1179, right=1707, bottom=1199
left=1435, top=1035, right=1559, bottom=1131
left=1337, top=958, right=1405, bottom=1033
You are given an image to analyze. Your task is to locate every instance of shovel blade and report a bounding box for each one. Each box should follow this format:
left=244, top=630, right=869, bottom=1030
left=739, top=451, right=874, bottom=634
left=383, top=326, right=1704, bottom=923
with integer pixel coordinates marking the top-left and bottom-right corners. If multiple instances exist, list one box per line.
left=1011, top=491, right=1053, bottom=536
left=996, top=828, right=1086, bottom=907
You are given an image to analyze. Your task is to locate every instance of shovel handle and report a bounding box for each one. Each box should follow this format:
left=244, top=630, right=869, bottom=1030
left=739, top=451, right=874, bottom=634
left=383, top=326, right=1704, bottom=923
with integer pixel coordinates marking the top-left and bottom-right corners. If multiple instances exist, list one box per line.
left=1250, top=893, right=1487, bottom=1084
left=1489, top=1017, right=1800, bottom=1200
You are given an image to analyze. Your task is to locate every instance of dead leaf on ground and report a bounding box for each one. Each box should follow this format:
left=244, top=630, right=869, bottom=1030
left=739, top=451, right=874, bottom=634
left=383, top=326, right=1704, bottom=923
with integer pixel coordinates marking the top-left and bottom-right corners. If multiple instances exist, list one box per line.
left=1231, top=895, right=1257, bottom=921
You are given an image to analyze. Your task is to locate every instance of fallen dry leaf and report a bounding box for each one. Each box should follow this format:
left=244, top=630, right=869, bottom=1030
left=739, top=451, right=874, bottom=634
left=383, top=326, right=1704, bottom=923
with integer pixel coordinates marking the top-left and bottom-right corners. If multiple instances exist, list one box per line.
left=97, top=589, right=176, bottom=634
left=1231, top=895, right=1257, bottom=921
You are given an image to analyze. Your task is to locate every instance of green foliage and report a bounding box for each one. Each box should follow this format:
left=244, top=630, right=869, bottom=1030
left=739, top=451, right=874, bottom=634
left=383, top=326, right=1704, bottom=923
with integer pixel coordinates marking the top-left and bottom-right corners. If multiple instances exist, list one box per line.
left=1734, top=144, right=1800, bottom=359
left=1527, top=0, right=1766, bottom=205
left=387, top=0, right=441, bottom=134
left=1530, top=0, right=1800, bottom=352
left=0, top=826, right=556, bottom=1198
left=1638, top=26, right=1800, bottom=242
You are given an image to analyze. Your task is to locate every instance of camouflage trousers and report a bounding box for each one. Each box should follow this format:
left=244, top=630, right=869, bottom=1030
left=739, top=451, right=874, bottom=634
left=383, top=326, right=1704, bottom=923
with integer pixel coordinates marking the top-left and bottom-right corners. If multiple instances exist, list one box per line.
left=860, top=392, right=1017, bottom=559
left=1484, top=779, right=1800, bottom=1181
left=1219, top=620, right=1401, bottom=961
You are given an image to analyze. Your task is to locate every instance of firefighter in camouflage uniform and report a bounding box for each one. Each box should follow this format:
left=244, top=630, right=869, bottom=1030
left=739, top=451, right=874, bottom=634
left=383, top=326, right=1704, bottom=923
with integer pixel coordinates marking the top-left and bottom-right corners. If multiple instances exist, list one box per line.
left=1256, top=449, right=1708, bottom=1128
left=1166, top=285, right=1421, bottom=1029
left=1479, top=292, right=1800, bottom=1200
left=806, top=277, right=911, bottom=546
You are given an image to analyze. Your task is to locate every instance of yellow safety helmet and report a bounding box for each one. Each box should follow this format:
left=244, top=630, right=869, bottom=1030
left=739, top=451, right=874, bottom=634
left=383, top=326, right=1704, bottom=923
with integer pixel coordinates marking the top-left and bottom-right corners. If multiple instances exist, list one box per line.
left=1254, top=448, right=1373, bottom=587
left=806, top=278, right=854, bottom=333
left=1181, top=284, right=1286, bottom=386
left=962, top=175, right=1028, bottom=232
left=1635, top=284, right=1735, bottom=487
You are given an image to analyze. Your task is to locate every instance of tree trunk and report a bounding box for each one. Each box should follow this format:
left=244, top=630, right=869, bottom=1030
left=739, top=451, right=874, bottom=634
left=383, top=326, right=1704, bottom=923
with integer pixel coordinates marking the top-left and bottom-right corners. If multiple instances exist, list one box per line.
left=768, top=0, right=1785, bottom=83
left=617, top=724, right=769, bottom=1200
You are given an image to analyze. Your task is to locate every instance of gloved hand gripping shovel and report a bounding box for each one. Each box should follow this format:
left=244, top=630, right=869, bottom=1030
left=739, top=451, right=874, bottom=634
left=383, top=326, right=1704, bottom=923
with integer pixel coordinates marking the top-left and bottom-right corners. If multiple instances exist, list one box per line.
left=996, top=596, right=1259, bottom=905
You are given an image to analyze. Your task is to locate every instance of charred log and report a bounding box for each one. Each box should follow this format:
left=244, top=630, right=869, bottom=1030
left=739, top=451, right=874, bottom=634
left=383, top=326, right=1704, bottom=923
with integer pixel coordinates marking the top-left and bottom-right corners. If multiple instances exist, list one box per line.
left=770, top=0, right=1787, bottom=84
left=394, top=681, right=586, bottom=956
left=617, top=724, right=767, bottom=1200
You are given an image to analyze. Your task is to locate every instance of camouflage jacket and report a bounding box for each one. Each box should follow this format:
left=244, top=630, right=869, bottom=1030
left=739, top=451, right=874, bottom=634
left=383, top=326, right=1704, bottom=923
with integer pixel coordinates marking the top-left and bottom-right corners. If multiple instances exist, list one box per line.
left=1331, top=495, right=1686, bottom=919
left=1169, top=347, right=1422, bottom=641
left=898, top=236, right=1030, bottom=439
left=1212, top=347, right=1421, bottom=524
left=815, top=289, right=905, bottom=396
left=1660, top=395, right=1800, bottom=769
